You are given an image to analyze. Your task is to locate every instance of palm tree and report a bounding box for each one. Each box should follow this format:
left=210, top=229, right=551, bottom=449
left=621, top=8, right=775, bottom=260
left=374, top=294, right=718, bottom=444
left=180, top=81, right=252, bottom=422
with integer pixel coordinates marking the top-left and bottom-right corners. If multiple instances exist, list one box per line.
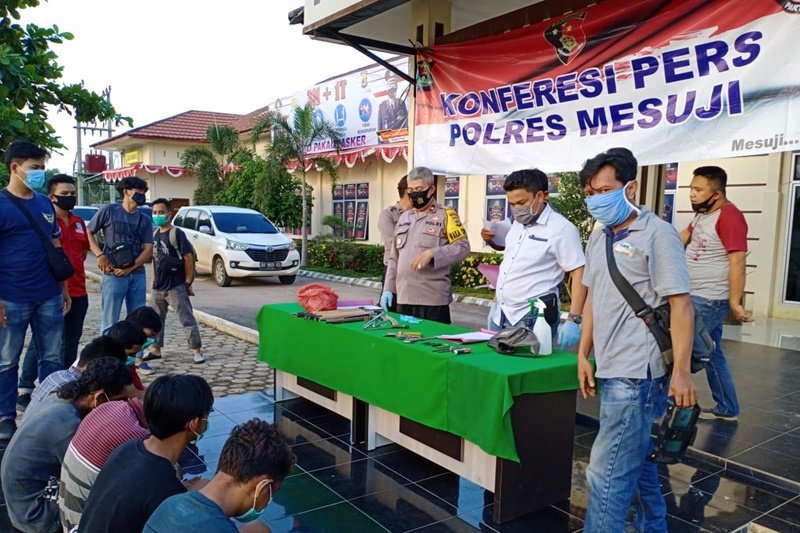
left=182, top=124, right=250, bottom=205
left=251, top=103, right=343, bottom=266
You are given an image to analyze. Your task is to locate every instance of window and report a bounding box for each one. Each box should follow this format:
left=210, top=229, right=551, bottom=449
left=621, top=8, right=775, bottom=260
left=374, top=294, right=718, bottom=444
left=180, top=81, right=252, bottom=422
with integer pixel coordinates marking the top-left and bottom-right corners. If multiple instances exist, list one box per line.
left=197, top=212, right=213, bottom=234
left=182, top=210, right=200, bottom=231
left=784, top=153, right=800, bottom=303
left=213, top=212, right=278, bottom=234
left=173, top=212, right=185, bottom=227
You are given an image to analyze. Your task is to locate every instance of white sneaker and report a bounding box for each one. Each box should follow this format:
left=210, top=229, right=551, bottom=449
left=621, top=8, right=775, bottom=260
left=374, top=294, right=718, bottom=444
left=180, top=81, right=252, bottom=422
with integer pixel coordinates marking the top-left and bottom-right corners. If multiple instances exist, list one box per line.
left=193, top=353, right=206, bottom=364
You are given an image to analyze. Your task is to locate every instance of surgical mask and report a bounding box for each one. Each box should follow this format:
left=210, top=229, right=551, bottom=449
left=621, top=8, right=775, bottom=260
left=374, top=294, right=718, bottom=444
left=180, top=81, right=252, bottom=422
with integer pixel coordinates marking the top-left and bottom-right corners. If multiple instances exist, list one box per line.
left=585, top=182, right=639, bottom=227
left=191, top=418, right=209, bottom=443
left=21, top=168, right=46, bottom=191
left=511, top=195, right=542, bottom=226
left=235, top=481, right=272, bottom=523
left=132, top=192, right=147, bottom=206
left=691, top=193, right=717, bottom=213
left=408, top=187, right=433, bottom=209
left=152, top=214, right=169, bottom=227
left=53, top=195, right=77, bottom=211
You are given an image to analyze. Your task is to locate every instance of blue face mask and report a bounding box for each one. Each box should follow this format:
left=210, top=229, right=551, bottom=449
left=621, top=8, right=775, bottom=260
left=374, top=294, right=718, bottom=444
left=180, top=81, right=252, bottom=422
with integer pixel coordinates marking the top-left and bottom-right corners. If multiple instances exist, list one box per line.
left=584, top=182, right=638, bottom=227
left=235, top=481, right=272, bottom=523
left=21, top=168, right=47, bottom=191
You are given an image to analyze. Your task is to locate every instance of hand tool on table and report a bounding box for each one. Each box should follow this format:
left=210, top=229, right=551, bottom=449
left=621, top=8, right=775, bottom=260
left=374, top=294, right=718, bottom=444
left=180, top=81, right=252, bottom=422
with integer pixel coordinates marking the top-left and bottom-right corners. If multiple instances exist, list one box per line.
left=404, top=336, right=448, bottom=344
left=433, top=346, right=472, bottom=355
left=384, top=331, right=422, bottom=340
left=363, top=312, right=409, bottom=331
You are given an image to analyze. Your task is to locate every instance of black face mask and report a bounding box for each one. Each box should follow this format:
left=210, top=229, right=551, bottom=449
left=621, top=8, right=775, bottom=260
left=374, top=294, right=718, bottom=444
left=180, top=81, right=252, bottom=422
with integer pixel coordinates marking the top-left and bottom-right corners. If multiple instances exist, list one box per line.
left=691, top=193, right=717, bottom=213
left=408, top=188, right=433, bottom=209
left=53, top=195, right=77, bottom=211
left=132, top=192, right=147, bottom=206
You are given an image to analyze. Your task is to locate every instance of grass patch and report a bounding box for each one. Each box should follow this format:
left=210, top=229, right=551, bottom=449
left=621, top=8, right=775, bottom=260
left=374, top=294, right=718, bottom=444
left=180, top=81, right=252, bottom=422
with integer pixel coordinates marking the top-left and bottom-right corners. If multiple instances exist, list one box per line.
left=453, top=286, right=494, bottom=300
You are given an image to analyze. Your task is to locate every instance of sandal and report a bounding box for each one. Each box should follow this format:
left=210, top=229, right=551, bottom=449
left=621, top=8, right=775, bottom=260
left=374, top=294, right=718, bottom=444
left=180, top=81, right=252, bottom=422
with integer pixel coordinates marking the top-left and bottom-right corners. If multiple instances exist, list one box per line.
left=141, top=351, right=162, bottom=361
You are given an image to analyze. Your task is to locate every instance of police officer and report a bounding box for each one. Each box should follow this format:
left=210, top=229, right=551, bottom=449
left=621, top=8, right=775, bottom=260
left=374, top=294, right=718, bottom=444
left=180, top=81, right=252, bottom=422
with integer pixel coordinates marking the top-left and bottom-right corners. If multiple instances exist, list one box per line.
left=381, top=167, right=470, bottom=324
left=377, top=176, right=411, bottom=313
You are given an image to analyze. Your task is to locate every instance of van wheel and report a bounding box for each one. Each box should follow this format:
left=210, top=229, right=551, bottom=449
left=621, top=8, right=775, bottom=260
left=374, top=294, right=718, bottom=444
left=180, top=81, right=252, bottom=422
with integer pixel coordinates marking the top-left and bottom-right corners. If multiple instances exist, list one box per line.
left=279, top=275, right=296, bottom=285
left=213, top=257, right=232, bottom=287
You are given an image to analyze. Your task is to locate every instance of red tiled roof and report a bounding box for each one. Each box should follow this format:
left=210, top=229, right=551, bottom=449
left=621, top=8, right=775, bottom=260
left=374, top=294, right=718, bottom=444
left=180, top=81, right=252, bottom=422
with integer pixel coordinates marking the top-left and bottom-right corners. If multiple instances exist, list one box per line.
left=93, top=110, right=244, bottom=147
left=230, top=105, right=272, bottom=134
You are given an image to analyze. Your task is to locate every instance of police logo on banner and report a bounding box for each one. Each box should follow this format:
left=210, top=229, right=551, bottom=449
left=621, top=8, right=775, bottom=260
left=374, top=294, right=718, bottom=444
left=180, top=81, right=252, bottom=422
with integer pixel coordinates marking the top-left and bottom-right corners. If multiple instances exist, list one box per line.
left=543, top=12, right=587, bottom=65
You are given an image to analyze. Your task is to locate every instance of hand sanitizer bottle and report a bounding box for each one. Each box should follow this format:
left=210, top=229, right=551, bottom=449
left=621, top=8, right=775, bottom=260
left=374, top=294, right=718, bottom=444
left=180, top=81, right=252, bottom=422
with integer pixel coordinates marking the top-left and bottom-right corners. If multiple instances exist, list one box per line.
left=531, top=298, right=552, bottom=356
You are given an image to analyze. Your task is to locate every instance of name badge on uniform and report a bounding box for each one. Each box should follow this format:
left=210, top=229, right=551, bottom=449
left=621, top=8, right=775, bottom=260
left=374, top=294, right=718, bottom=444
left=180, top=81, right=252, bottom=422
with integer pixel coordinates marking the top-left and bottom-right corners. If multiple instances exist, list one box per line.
left=614, top=242, right=635, bottom=256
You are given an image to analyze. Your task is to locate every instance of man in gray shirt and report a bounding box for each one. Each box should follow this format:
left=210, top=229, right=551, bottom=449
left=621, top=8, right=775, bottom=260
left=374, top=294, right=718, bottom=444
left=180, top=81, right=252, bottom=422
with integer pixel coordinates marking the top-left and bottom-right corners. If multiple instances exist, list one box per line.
left=87, top=177, right=153, bottom=334
left=576, top=148, right=697, bottom=533
left=377, top=175, right=410, bottom=313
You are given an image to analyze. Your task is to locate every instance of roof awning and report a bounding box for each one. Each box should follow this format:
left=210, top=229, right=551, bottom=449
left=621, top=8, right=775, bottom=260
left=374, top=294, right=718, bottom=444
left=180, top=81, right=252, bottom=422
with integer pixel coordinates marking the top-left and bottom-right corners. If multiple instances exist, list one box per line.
left=287, top=143, right=407, bottom=173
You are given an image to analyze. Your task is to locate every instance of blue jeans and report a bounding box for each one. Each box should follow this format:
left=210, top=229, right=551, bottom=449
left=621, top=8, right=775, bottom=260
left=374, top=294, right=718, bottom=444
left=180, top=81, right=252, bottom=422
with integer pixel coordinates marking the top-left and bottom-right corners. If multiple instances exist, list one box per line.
left=0, top=295, right=64, bottom=419
left=585, top=375, right=670, bottom=533
left=19, top=295, right=89, bottom=393
left=100, top=272, right=146, bottom=334
left=691, top=296, right=739, bottom=416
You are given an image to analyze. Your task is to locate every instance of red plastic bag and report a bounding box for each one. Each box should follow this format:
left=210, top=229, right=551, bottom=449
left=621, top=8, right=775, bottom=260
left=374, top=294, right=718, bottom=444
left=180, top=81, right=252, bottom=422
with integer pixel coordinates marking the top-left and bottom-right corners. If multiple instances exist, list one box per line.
left=296, top=283, right=339, bottom=312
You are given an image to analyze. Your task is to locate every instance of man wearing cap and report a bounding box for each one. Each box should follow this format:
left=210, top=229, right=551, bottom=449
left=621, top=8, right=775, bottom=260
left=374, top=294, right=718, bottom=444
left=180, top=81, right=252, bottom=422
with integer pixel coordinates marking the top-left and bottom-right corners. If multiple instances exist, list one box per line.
left=382, top=167, right=470, bottom=324
left=377, top=71, right=408, bottom=132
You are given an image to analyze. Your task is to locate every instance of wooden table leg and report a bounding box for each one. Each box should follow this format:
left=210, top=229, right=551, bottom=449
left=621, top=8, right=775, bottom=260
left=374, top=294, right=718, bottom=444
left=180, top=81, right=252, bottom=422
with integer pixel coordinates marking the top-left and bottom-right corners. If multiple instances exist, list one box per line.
left=493, top=390, right=576, bottom=523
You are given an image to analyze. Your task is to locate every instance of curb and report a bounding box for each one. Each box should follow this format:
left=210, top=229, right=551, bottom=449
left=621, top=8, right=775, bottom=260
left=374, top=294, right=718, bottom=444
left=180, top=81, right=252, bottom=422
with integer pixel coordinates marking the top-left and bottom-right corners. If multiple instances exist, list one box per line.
left=86, top=271, right=260, bottom=346
left=299, top=270, right=495, bottom=307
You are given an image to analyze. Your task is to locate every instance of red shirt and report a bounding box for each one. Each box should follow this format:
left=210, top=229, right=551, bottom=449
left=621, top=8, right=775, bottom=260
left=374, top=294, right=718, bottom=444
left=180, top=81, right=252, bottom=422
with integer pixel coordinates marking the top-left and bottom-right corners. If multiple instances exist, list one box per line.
left=58, top=213, right=90, bottom=297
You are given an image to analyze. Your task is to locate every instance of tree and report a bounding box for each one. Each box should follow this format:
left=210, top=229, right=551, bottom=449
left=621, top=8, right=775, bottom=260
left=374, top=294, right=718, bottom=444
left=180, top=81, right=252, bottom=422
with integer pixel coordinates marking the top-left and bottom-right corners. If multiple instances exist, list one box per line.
left=251, top=103, right=343, bottom=266
left=550, top=171, right=593, bottom=246
left=252, top=156, right=309, bottom=230
left=181, top=124, right=251, bottom=205
left=0, top=0, right=131, bottom=153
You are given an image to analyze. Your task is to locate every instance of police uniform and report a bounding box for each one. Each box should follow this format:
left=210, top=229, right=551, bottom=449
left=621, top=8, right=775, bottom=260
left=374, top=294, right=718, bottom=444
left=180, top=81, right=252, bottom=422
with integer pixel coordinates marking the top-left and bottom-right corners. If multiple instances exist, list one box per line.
left=384, top=201, right=470, bottom=324
left=378, top=202, right=403, bottom=312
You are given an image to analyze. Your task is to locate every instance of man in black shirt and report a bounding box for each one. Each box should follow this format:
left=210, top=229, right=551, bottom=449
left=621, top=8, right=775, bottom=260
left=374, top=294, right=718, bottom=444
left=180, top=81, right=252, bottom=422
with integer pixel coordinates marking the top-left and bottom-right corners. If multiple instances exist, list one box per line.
left=143, top=198, right=204, bottom=366
left=78, top=374, right=213, bottom=533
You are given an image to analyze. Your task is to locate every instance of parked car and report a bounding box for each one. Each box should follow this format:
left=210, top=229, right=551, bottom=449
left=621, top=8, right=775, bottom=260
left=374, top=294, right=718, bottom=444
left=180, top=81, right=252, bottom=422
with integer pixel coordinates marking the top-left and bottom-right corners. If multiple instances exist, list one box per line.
left=173, top=206, right=300, bottom=287
left=72, top=205, right=99, bottom=223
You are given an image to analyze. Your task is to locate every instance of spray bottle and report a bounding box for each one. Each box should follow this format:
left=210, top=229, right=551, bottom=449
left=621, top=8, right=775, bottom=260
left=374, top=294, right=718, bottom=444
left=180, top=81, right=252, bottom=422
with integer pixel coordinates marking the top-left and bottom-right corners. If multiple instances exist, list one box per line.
left=529, top=297, right=552, bottom=356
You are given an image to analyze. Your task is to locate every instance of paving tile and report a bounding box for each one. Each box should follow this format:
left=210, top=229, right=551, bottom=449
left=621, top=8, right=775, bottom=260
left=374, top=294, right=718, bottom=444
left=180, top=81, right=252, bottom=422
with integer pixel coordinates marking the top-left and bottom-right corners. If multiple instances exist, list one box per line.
left=461, top=504, right=584, bottom=533
left=260, top=472, right=344, bottom=522
left=264, top=501, right=390, bottom=532
left=348, top=481, right=458, bottom=532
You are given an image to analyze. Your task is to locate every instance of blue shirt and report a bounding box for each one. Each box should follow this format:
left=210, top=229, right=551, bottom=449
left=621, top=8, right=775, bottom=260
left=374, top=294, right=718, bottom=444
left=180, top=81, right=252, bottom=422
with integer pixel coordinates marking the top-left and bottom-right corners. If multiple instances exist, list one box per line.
left=25, top=367, right=82, bottom=416
left=144, top=491, right=238, bottom=533
left=0, top=190, right=62, bottom=303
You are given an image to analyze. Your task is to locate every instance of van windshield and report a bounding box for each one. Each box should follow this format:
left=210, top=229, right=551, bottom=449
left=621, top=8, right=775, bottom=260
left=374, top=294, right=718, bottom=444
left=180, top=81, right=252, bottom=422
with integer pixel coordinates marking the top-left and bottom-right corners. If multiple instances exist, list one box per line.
left=213, top=212, right=278, bottom=234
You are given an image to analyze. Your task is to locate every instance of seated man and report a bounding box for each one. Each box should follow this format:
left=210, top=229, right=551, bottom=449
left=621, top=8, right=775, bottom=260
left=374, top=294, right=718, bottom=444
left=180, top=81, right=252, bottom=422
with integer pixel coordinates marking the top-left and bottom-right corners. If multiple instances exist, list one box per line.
left=145, top=419, right=295, bottom=532
left=59, top=396, right=150, bottom=531
left=126, top=305, right=163, bottom=375
left=1, top=358, right=133, bottom=533
left=78, top=374, right=213, bottom=533
left=106, top=320, right=147, bottom=393
left=25, top=335, right=125, bottom=415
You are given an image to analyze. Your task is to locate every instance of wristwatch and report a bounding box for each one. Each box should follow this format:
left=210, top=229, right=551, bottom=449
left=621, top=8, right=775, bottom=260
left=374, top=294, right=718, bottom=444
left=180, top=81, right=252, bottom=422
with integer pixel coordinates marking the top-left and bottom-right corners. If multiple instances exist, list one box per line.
left=567, top=313, right=582, bottom=325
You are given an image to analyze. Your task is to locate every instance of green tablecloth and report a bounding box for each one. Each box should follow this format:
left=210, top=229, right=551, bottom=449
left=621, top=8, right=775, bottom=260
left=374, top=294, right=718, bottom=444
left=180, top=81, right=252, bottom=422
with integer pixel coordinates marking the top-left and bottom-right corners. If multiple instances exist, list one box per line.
left=256, top=303, right=579, bottom=461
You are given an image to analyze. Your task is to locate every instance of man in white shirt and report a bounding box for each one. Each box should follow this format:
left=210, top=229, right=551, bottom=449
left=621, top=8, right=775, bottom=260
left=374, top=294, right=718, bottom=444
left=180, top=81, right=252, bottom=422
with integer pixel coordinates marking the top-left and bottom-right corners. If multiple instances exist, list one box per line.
left=481, top=169, right=587, bottom=347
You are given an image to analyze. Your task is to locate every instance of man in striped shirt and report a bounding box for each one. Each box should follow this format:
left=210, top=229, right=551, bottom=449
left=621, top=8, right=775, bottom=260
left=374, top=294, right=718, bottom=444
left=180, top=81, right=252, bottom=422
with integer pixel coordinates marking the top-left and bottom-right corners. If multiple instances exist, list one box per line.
left=59, top=397, right=150, bottom=531
left=25, top=336, right=125, bottom=416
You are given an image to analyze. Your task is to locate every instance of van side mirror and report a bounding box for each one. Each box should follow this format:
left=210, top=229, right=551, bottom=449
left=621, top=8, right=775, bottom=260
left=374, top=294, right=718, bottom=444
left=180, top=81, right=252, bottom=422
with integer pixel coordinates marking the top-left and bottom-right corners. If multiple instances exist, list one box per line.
left=199, top=225, right=213, bottom=235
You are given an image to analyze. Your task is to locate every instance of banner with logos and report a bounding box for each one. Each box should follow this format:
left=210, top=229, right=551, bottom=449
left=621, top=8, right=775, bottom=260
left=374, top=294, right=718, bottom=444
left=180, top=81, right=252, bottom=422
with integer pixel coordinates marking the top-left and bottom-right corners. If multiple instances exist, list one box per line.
left=270, top=57, right=410, bottom=155
left=415, top=0, right=800, bottom=175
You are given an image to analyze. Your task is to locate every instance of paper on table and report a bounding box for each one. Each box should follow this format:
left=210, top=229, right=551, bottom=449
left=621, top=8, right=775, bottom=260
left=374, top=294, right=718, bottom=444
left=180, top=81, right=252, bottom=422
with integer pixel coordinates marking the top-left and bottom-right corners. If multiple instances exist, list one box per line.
left=483, top=218, right=512, bottom=247
left=437, top=331, right=494, bottom=344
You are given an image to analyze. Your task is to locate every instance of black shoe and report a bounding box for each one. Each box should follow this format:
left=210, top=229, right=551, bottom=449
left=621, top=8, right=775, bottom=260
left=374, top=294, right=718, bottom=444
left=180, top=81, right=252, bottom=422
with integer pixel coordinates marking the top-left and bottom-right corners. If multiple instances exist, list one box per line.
left=16, top=393, right=31, bottom=414
left=0, top=417, right=17, bottom=440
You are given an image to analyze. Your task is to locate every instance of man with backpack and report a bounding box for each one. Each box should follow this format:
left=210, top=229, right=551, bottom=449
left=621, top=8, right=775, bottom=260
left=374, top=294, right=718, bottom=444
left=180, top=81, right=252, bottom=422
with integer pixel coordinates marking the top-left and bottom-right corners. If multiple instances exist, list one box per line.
left=142, top=198, right=204, bottom=365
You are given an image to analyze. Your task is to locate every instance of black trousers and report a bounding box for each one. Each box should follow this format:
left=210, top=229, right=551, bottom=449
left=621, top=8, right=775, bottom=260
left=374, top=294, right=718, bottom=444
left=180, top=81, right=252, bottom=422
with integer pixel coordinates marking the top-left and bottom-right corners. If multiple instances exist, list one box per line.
left=396, top=304, right=451, bottom=325
left=63, top=295, right=89, bottom=368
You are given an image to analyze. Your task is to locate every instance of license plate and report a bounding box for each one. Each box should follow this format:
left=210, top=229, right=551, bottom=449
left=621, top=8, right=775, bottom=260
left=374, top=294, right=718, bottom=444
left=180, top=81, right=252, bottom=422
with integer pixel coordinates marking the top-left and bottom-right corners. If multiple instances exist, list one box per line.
left=260, top=262, right=281, bottom=269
